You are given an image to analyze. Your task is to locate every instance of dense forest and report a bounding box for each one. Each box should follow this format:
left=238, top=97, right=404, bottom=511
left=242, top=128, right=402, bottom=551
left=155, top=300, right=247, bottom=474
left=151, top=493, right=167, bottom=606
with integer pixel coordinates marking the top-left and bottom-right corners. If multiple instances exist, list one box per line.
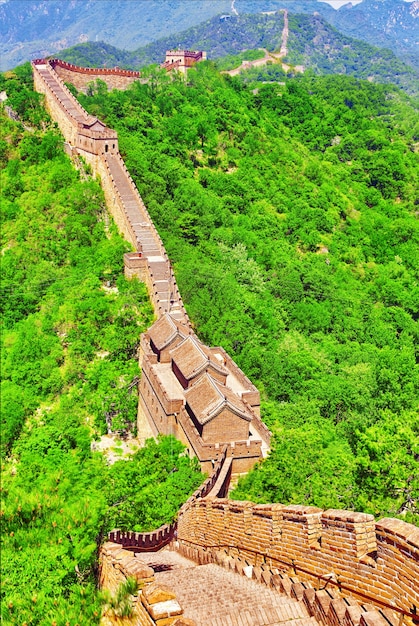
left=72, top=61, right=419, bottom=524
left=0, top=66, right=203, bottom=624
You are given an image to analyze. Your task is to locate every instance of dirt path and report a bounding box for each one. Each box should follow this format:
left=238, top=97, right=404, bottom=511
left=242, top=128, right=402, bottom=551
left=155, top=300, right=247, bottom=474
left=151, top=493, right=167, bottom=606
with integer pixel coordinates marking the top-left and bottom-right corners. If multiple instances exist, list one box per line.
left=91, top=433, right=142, bottom=464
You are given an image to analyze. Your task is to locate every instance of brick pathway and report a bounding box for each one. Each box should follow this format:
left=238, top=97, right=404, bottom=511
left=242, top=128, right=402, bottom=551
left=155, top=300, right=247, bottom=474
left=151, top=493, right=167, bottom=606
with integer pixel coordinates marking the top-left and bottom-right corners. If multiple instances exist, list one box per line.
left=140, top=549, right=319, bottom=626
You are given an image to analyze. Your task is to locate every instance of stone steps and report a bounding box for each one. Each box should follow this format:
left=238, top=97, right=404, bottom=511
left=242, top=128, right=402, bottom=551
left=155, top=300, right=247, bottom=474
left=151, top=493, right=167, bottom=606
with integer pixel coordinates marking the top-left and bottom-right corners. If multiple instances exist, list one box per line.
left=139, top=549, right=316, bottom=626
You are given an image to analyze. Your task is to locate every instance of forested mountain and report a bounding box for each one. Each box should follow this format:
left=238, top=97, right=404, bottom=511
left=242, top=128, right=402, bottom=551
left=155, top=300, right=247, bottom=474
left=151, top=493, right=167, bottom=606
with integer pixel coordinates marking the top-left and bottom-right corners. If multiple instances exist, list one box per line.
left=1, top=0, right=418, bottom=71
left=72, top=62, right=419, bottom=524
left=321, top=0, right=419, bottom=70
left=0, top=0, right=231, bottom=71
left=0, top=66, right=203, bottom=623
left=57, top=12, right=419, bottom=96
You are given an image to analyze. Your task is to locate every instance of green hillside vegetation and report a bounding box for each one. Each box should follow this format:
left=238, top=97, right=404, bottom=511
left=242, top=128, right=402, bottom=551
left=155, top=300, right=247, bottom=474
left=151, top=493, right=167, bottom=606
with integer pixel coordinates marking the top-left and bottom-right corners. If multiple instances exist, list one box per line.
left=0, top=68, right=203, bottom=625
left=57, top=12, right=419, bottom=96
left=74, top=62, right=419, bottom=524
left=284, top=13, right=418, bottom=93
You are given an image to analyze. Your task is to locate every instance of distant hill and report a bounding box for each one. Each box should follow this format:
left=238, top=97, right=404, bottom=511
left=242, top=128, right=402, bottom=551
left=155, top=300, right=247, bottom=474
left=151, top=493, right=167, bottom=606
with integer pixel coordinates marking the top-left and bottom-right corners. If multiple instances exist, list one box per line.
left=0, top=0, right=231, bottom=71
left=0, top=0, right=418, bottom=71
left=57, top=12, right=419, bottom=96
left=319, top=0, right=419, bottom=70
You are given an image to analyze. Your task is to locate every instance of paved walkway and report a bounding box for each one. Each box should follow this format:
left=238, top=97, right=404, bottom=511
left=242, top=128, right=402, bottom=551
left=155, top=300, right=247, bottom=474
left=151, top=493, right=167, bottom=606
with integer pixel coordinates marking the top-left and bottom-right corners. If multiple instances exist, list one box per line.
left=139, top=548, right=319, bottom=626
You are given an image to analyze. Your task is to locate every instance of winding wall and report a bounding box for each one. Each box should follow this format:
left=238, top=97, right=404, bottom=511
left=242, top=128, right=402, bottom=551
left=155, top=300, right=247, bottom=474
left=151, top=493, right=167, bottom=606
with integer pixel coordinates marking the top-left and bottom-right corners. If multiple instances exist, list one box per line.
left=32, top=58, right=188, bottom=324
left=31, top=59, right=419, bottom=621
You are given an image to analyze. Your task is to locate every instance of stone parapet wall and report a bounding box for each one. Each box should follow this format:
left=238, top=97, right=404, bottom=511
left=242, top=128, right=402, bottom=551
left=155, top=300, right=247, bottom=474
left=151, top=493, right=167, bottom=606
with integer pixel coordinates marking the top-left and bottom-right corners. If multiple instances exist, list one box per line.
left=177, top=498, right=419, bottom=617
left=100, top=543, right=192, bottom=625
left=47, top=58, right=141, bottom=93
left=32, top=63, right=79, bottom=144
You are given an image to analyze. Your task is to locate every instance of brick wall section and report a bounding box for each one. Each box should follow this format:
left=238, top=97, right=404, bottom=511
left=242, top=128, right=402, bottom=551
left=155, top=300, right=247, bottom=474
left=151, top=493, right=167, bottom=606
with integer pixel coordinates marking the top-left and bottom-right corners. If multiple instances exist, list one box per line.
left=177, top=499, right=419, bottom=616
left=32, top=60, right=189, bottom=325
left=99, top=543, right=155, bottom=625
left=49, top=58, right=141, bottom=92
left=100, top=543, right=192, bottom=625
left=139, top=354, right=262, bottom=474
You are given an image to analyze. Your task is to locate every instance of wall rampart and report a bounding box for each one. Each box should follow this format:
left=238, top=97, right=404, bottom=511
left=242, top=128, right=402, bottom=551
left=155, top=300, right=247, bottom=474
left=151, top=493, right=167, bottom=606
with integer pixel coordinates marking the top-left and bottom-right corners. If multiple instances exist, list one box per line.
left=32, top=63, right=80, bottom=144
left=49, top=58, right=141, bottom=93
left=177, top=498, right=419, bottom=616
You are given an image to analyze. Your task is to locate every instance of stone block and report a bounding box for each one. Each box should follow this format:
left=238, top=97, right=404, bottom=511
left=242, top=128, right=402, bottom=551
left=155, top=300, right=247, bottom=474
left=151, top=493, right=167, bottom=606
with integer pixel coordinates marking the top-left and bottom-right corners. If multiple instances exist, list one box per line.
left=142, top=582, right=176, bottom=605
left=146, top=599, right=182, bottom=621
left=360, top=611, right=391, bottom=626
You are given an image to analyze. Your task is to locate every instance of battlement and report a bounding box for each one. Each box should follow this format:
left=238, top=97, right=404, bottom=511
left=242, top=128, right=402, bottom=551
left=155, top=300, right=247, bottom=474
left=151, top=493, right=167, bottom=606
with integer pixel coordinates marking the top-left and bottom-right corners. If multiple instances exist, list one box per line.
left=48, top=58, right=141, bottom=77
left=33, top=58, right=141, bottom=93
left=162, top=50, right=207, bottom=74
left=178, top=498, right=419, bottom=617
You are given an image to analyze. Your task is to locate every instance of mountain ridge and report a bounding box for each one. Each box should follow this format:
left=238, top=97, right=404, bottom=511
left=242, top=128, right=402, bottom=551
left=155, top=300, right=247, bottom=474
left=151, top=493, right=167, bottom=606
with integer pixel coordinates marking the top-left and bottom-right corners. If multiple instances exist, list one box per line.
left=0, top=0, right=418, bottom=71
left=55, top=12, right=419, bottom=96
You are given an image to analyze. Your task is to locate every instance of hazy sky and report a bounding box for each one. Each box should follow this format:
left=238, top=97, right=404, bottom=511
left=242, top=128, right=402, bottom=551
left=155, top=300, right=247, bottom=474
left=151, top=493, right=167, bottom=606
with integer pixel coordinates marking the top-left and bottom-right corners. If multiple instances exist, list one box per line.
left=320, top=0, right=413, bottom=6
left=319, top=0, right=362, bottom=6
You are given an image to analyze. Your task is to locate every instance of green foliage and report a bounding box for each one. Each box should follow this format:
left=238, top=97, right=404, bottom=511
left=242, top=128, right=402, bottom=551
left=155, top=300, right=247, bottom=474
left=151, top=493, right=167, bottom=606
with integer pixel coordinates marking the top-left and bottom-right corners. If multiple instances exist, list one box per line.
left=78, top=63, right=419, bottom=524
left=0, top=82, right=203, bottom=623
left=0, top=63, right=49, bottom=125
left=215, top=49, right=267, bottom=72
left=100, top=576, right=139, bottom=619
left=284, top=13, right=419, bottom=95
left=106, top=436, right=202, bottom=531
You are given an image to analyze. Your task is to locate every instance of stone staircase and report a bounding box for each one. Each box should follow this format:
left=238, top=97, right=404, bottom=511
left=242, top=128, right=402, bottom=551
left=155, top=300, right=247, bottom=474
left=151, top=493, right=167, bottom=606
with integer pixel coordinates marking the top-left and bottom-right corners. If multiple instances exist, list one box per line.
left=139, top=548, right=319, bottom=626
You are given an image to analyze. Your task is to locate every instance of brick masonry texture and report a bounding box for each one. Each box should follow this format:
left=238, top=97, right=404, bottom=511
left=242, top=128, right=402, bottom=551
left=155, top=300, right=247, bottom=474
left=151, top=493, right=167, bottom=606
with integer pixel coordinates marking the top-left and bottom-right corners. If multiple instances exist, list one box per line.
left=177, top=498, right=419, bottom=616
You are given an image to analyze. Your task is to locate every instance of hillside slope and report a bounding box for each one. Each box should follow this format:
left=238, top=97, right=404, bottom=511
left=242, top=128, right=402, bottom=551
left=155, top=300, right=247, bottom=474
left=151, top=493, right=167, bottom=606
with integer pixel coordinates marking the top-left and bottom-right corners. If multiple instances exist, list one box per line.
left=73, top=63, right=419, bottom=523
left=58, top=12, right=419, bottom=96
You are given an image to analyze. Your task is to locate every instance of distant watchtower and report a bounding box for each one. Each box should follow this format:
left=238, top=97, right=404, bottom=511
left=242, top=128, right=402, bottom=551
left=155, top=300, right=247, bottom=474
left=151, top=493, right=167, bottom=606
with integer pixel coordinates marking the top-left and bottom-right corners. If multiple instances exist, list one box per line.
left=161, top=50, right=207, bottom=75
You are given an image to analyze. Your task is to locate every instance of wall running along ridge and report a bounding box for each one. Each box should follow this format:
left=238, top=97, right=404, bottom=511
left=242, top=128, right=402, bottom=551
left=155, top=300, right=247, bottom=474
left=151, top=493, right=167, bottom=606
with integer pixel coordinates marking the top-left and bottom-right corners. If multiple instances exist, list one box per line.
left=31, top=59, right=419, bottom=621
left=49, top=58, right=141, bottom=92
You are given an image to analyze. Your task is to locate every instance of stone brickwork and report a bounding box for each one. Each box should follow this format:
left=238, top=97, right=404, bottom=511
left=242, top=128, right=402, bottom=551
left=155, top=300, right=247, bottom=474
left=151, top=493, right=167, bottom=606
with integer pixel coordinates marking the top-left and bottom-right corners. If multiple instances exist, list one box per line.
left=100, top=543, right=194, bottom=626
left=177, top=498, right=419, bottom=619
left=50, top=58, right=141, bottom=92
left=138, top=315, right=270, bottom=474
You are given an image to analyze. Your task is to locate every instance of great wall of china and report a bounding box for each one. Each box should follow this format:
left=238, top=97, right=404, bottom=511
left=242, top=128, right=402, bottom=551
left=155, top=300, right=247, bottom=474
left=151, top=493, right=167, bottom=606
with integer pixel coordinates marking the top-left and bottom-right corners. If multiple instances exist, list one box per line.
left=31, top=59, right=418, bottom=626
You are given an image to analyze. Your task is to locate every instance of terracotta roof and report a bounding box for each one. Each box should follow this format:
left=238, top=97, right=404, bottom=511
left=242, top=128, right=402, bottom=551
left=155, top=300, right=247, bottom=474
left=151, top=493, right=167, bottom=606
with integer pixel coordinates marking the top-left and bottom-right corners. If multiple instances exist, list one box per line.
left=184, top=374, right=253, bottom=425
left=83, top=118, right=106, bottom=130
left=148, top=314, right=189, bottom=351
left=170, top=336, right=227, bottom=382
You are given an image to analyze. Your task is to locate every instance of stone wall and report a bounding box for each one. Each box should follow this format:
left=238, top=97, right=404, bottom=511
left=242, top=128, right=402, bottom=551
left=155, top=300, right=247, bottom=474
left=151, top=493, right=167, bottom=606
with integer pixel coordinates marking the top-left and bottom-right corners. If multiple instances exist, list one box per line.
left=177, top=498, right=419, bottom=617
left=100, top=543, right=192, bottom=625
left=32, top=63, right=79, bottom=145
left=50, top=58, right=141, bottom=93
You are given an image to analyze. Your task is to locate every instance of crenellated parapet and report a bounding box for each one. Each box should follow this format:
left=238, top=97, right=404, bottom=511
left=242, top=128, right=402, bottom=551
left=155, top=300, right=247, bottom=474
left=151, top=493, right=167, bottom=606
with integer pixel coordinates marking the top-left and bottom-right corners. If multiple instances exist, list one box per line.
left=177, top=498, right=419, bottom=619
left=34, top=58, right=141, bottom=93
